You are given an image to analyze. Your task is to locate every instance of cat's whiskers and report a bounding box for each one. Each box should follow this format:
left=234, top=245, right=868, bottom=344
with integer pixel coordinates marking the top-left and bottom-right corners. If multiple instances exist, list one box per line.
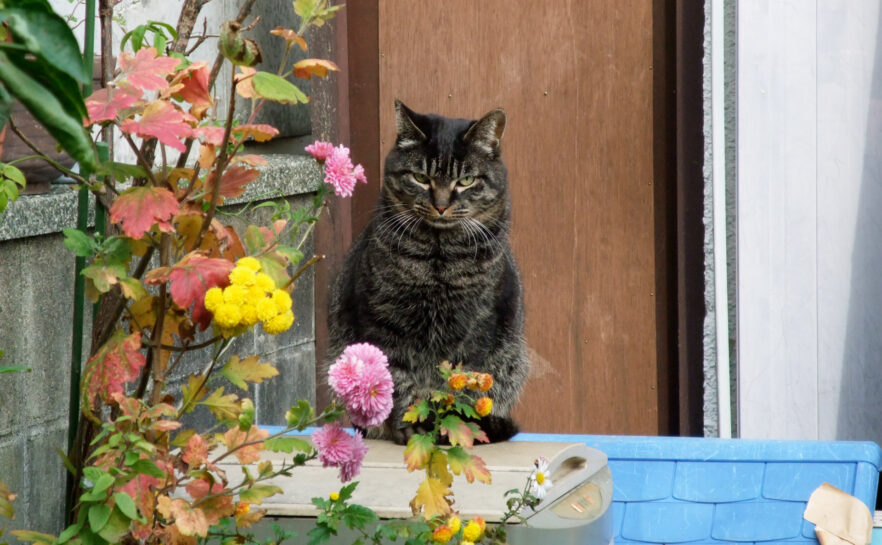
left=374, top=210, right=413, bottom=241
left=461, top=218, right=480, bottom=260
left=396, top=215, right=423, bottom=254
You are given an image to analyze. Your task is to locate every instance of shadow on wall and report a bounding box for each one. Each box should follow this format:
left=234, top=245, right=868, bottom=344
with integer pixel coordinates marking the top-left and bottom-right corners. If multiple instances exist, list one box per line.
left=839, top=4, right=882, bottom=443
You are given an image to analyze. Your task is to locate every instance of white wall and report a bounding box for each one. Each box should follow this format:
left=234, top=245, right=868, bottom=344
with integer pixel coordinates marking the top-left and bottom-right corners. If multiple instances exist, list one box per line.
left=738, top=1, right=882, bottom=442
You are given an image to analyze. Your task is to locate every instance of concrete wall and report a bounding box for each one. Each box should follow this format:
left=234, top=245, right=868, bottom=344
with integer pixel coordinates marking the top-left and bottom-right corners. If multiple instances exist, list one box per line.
left=0, top=154, right=322, bottom=540
left=737, top=1, right=882, bottom=442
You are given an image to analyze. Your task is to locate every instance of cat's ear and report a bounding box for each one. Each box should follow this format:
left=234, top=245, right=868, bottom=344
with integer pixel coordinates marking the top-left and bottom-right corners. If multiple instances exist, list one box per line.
left=464, top=108, right=506, bottom=155
left=394, top=99, right=427, bottom=150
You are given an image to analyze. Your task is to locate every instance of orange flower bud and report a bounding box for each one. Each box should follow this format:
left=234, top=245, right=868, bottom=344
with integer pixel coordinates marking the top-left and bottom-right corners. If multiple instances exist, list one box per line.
left=476, top=373, right=493, bottom=392
left=448, top=373, right=468, bottom=391
left=475, top=397, right=493, bottom=417
left=235, top=502, right=250, bottom=516
left=433, top=524, right=454, bottom=543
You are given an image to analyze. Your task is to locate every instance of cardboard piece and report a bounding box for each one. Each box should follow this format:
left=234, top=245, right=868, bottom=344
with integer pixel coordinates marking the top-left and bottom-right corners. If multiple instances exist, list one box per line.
left=804, top=483, right=873, bottom=545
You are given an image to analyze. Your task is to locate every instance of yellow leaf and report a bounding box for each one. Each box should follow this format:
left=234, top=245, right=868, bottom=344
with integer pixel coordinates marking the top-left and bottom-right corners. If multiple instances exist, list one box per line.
left=197, top=386, right=240, bottom=421
left=409, top=477, right=453, bottom=520
left=181, top=374, right=209, bottom=412
left=429, top=451, right=453, bottom=487
left=221, top=355, right=279, bottom=390
left=292, top=58, right=339, bottom=79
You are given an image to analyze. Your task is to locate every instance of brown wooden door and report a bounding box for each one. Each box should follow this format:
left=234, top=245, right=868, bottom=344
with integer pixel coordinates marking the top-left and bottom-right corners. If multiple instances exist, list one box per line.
left=326, top=0, right=677, bottom=435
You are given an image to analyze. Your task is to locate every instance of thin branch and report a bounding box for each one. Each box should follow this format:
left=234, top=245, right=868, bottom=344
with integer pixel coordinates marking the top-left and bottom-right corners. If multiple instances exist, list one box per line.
left=123, top=133, right=160, bottom=186
left=283, top=254, right=324, bottom=290
left=196, top=71, right=237, bottom=243
left=207, top=0, right=258, bottom=87
left=7, top=119, right=88, bottom=184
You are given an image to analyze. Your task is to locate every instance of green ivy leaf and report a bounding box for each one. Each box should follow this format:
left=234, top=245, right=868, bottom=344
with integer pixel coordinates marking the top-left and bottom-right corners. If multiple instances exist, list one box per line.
left=341, top=504, right=377, bottom=530
left=112, top=492, right=140, bottom=521
left=87, top=504, right=111, bottom=533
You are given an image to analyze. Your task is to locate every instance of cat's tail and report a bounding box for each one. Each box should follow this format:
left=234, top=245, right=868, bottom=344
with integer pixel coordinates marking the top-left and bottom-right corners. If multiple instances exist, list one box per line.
left=478, top=415, right=520, bottom=443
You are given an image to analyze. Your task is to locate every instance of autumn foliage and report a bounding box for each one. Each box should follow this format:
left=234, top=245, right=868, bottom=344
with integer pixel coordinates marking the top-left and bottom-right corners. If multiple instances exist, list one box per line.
left=0, top=1, right=517, bottom=544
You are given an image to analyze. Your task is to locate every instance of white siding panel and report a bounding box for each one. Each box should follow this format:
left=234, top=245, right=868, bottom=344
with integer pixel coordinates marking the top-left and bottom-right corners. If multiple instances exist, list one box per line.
left=816, top=3, right=882, bottom=442
left=737, top=1, right=819, bottom=439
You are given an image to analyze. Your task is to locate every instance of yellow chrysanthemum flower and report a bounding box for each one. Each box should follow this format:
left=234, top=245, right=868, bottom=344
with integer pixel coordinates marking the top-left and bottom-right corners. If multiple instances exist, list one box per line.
left=447, top=516, right=461, bottom=535
left=240, top=304, right=258, bottom=327
left=214, top=303, right=242, bottom=328
left=462, top=521, right=482, bottom=542
left=330, top=492, right=339, bottom=501
left=263, top=310, right=294, bottom=334
left=245, top=285, right=265, bottom=303
left=237, top=256, right=261, bottom=271
left=255, top=272, right=276, bottom=291
left=223, top=284, right=246, bottom=306
left=204, top=287, right=224, bottom=312
left=256, top=298, right=279, bottom=322
left=271, top=289, right=293, bottom=313
left=229, top=265, right=257, bottom=287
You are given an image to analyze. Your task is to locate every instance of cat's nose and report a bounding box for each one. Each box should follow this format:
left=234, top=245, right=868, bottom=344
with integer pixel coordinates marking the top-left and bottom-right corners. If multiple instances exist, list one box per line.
left=434, top=205, right=448, bottom=214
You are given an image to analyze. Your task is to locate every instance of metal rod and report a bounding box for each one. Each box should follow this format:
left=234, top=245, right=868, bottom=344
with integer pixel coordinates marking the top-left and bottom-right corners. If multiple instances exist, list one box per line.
left=66, top=0, right=97, bottom=516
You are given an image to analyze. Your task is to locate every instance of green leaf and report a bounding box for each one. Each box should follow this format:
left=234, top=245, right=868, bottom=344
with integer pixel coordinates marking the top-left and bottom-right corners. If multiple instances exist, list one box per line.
left=253, top=72, right=308, bottom=104
left=112, top=492, right=139, bottom=521
left=264, top=436, right=311, bottom=454
left=0, top=50, right=95, bottom=172
left=9, top=530, right=55, bottom=544
left=82, top=467, right=106, bottom=484
left=130, top=459, right=165, bottom=479
left=338, top=482, right=358, bottom=502
left=96, top=506, right=129, bottom=543
left=55, top=522, right=81, bottom=545
left=0, top=84, right=12, bottom=130
left=0, top=163, right=24, bottom=187
left=96, top=161, right=148, bottom=181
left=284, top=400, right=314, bottom=430
left=0, top=6, right=89, bottom=84
left=87, top=504, right=111, bottom=533
left=341, top=504, right=377, bottom=530
left=0, top=365, right=28, bottom=373
left=91, top=473, right=114, bottom=495
left=307, top=524, right=333, bottom=545
left=239, top=484, right=282, bottom=505
left=275, top=245, right=304, bottom=267
left=63, top=228, right=98, bottom=257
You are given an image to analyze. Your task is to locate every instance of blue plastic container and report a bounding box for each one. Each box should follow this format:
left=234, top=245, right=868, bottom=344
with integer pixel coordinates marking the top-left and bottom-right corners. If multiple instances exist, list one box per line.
left=515, top=434, right=882, bottom=545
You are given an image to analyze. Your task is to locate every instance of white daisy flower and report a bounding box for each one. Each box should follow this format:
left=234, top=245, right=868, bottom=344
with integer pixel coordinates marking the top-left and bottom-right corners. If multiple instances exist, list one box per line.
left=529, top=456, right=553, bottom=499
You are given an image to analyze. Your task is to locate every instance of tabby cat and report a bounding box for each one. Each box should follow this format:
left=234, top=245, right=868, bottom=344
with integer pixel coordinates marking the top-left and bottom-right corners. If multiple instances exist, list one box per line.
left=327, top=100, right=528, bottom=444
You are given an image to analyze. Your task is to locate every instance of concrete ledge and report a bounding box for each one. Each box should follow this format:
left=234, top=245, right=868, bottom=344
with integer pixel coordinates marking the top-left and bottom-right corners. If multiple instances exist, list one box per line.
left=0, top=153, right=323, bottom=242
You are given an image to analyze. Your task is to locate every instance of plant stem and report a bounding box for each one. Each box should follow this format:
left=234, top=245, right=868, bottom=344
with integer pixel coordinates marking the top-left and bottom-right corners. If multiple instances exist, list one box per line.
left=6, top=120, right=88, bottom=184
left=197, top=70, right=237, bottom=244
left=123, top=133, right=160, bottom=186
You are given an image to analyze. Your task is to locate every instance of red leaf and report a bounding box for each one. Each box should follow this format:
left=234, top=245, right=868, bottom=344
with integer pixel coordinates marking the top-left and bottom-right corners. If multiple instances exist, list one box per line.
left=173, top=62, right=213, bottom=115
left=446, top=447, right=492, bottom=484
left=146, top=252, right=233, bottom=329
left=196, top=126, right=226, bottom=146
left=118, top=47, right=180, bottom=92
left=205, top=165, right=260, bottom=198
left=121, top=100, right=194, bottom=152
left=109, top=185, right=179, bottom=238
left=85, top=86, right=139, bottom=124
left=182, top=434, right=209, bottom=467
left=233, top=124, right=279, bottom=142
left=292, top=58, right=339, bottom=79
left=85, top=331, right=147, bottom=405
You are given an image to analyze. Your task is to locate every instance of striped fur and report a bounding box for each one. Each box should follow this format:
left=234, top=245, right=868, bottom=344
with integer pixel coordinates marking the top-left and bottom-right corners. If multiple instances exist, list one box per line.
left=327, top=101, right=528, bottom=444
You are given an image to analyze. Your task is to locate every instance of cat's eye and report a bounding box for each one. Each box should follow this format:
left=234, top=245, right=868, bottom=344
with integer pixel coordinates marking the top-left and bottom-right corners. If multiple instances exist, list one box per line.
left=409, top=173, right=430, bottom=186
left=457, top=176, right=476, bottom=187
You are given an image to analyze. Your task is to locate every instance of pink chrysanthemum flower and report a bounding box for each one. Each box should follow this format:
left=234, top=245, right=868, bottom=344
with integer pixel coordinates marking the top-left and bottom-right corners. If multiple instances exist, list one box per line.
left=343, top=343, right=389, bottom=369
left=311, top=423, right=368, bottom=482
left=338, top=431, right=369, bottom=482
left=328, top=343, right=394, bottom=428
left=324, top=144, right=367, bottom=198
left=304, top=140, right=335, bottom=161
left=328, top=353, right=363, bottom=399
left=347, top=363, right=394, bottom=428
